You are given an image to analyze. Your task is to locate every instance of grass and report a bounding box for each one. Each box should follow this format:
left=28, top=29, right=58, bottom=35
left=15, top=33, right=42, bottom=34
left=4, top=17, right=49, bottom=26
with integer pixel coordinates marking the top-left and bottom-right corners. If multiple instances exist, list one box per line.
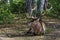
left=46, top=27, right=55, bottom=34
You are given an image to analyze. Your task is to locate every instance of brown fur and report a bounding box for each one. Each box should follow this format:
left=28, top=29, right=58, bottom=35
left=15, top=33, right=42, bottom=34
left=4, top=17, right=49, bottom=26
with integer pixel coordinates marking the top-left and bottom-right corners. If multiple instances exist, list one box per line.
left=28, top=18, right=43, bottom=35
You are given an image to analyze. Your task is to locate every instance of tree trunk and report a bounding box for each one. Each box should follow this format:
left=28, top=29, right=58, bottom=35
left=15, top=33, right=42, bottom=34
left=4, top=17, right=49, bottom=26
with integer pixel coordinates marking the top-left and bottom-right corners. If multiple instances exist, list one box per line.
left=26, top=0, right=32, bottom=17
left=45, top=0, right=48, bottom=10
left=39, top=0, right=45, bottom=14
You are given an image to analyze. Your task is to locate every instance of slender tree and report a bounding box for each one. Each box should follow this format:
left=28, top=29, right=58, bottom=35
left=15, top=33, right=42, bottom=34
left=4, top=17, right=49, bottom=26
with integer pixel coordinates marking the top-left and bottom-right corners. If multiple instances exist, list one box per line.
left=26, top=0, right=32, bottom=17
left=39, top=0, right=45, bottom=14
left=45, top=0, right=48, bottom=10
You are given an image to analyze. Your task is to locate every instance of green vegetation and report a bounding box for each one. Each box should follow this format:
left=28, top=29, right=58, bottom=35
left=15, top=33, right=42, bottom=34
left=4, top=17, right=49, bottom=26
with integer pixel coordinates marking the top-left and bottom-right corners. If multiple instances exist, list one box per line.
left=0, top=0, right=60, bottom=23
left=46, top=0, right=60, bottom=19
left=0, top=1, right=15, bottom=24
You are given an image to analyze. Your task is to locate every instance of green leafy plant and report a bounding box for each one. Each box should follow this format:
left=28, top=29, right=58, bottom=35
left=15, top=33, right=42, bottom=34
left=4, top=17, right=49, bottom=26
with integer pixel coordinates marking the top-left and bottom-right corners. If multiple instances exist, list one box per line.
left=0, top=1, right=15, bottom=24
left=45, top=0, right=60, bottom=19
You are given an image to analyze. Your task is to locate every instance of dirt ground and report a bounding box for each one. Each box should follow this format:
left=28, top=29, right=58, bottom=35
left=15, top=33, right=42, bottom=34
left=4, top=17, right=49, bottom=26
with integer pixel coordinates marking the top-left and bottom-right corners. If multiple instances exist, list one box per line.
left=0, top=18, right=60, bottom=40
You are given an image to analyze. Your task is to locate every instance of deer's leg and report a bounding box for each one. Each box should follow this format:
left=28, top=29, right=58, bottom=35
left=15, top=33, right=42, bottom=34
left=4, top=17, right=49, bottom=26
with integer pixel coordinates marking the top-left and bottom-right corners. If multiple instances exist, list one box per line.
left=41, top=22, right=46, bottom=35
left=26, top=27, right=35, bottom=35
left=26, top=28, right=31, bottom=33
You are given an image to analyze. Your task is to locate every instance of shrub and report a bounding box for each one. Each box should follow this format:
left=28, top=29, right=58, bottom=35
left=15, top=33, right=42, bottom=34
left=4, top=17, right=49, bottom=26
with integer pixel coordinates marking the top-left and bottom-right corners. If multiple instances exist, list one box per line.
left=0, top=2, right=15, bottom=24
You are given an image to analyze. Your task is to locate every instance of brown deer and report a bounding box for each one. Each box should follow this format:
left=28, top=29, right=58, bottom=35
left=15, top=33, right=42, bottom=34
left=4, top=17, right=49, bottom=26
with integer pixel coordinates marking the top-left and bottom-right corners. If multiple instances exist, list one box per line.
left=26, top=16, right=46, bottom=35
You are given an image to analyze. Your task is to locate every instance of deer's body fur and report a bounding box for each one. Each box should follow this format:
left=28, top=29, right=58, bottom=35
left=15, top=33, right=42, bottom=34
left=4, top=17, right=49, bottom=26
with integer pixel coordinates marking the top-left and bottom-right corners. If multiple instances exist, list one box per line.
left=27, top=18, right=46, bottom=35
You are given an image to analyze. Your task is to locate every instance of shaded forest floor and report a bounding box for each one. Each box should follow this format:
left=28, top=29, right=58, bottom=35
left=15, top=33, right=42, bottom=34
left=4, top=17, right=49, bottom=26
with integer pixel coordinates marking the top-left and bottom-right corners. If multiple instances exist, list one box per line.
left=0, top=16, right=60, bottom=40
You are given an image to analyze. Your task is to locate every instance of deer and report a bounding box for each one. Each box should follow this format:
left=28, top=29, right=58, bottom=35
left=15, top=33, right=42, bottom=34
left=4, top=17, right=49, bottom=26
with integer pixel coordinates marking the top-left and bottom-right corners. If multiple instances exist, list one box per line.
left=26, top=16, right=46, bottom=35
